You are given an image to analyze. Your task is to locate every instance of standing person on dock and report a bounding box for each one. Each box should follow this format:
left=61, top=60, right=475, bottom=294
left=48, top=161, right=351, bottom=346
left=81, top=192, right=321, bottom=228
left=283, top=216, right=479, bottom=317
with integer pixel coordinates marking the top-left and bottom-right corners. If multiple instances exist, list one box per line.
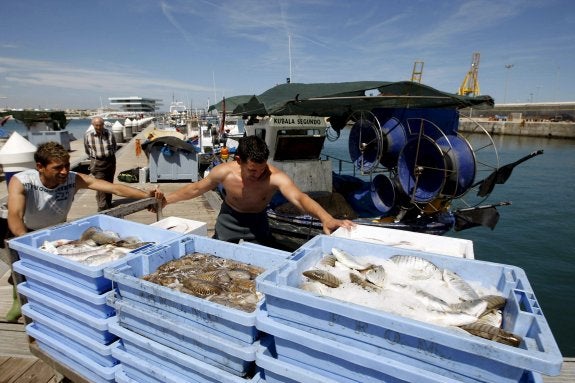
left=84, top=116, right=117, bottom=211
left=3, top=141, right=163, bottom=322
left=161, top=135, right=355, bottom=248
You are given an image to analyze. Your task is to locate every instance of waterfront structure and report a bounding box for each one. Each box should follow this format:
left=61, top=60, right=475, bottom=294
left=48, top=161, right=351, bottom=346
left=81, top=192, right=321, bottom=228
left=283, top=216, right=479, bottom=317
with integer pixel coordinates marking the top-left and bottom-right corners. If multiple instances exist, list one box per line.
left=108, top=97, right=163, bottom=113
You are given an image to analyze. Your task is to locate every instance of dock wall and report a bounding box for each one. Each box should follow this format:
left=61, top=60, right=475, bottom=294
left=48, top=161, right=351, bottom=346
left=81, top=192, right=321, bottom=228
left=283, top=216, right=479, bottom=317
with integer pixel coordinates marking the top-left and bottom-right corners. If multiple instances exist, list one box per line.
left=458, top=119, right=575, bottom=139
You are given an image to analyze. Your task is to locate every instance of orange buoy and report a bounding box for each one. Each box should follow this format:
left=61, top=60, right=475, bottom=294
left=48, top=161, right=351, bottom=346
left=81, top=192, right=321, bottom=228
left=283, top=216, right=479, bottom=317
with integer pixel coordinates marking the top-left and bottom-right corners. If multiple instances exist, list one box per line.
left=220, top=146, right=229, bottom=161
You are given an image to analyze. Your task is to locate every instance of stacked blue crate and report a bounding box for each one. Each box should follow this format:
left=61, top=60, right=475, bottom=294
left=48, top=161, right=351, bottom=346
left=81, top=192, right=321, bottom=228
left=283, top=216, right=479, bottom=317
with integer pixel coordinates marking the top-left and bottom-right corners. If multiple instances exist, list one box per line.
left=9, top=214, right=181, bottom=383
left=103, top=234, right=290, bottom=381
left=256, top=235, right=561, bottom=383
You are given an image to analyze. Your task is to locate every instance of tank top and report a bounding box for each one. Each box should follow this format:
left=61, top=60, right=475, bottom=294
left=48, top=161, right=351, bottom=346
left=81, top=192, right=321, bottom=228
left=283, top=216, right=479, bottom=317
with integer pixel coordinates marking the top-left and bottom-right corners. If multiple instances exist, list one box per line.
left=13, top=169, right=77, bottom=230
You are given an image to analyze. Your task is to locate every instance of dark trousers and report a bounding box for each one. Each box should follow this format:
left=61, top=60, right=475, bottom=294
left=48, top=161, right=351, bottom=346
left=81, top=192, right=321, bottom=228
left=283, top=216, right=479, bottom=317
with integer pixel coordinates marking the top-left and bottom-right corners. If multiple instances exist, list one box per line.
left=90, top=157, right=116, bottom=211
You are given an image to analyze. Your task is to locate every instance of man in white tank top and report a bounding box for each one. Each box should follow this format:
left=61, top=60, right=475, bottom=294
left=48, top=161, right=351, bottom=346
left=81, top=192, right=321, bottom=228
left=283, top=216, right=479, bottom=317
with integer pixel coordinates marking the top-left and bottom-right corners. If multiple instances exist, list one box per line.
left=4, top=142, right=163, bottom=322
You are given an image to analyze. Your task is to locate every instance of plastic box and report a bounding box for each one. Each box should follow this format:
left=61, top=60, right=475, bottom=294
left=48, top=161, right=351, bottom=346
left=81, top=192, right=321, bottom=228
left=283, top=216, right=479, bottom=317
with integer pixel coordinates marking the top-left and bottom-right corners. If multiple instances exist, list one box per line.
left=27, top=323, right=118, bottom=383
left=18, top=282, right=117, bottom=344
left=8, top=214, right=181, bottom=293
left=104, top=234, right=290, bottom=343
left=255, top=339, right=340, bottom=383
left=22, top=304, right=119, bottom=367
left=257, top=307, right=542, bottom=383
left=150, top=216, right=208, bottom=236
left=109, top=321, right=262, bottom=383
left=149, top=145, right=199, bottom=182
left=108, top=296, right=258, bottom=376
left=257, top=235, right=562, bottom=381
left=28, top=130, right=72, bottom=151
left=331, top=224, right=475, bottom=258
left=14, top=260, right=115, bottom=318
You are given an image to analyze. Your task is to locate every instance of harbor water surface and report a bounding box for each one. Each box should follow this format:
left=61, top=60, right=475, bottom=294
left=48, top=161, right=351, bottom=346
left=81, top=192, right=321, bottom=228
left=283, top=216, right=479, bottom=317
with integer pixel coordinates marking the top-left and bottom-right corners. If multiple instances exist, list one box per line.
left=4, top=118, right=575, bottom=356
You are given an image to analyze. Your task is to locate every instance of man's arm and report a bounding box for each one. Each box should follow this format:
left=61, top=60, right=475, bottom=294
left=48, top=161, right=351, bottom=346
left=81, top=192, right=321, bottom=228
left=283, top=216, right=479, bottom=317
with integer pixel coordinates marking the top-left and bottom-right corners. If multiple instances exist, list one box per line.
left=164, top=170, right=221, bottom=206
left=76, top=173, right=161, bottom=199
left=276, top=172, right=355, bottom=234
left=7, top=177, right=29, bottom=236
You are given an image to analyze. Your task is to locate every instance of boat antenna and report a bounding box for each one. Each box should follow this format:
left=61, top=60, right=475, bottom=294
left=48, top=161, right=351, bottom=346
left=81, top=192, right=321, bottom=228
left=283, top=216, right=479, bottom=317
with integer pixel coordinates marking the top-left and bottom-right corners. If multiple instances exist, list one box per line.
left=212, top=71, right=217, bottom=108
left=287, top=34, right=293, bottom=83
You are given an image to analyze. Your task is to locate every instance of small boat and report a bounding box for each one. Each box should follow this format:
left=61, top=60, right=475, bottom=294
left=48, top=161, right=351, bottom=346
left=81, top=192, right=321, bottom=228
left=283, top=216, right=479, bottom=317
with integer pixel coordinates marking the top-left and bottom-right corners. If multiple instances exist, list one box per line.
left=207, top=81, right=543, bottom=248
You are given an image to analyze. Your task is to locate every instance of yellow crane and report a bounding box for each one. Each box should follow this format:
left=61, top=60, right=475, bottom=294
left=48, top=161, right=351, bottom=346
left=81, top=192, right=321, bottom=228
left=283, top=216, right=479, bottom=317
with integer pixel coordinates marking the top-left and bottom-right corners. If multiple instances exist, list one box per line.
left=411, top=60, right=424, bottom=83
left=458, top=52, right=481, bottom=96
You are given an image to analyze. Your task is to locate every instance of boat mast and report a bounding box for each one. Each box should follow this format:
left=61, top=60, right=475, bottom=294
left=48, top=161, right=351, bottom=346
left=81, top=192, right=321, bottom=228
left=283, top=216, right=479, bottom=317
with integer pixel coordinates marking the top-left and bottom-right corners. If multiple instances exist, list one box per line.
left=288, top=34, right=293, bottom=83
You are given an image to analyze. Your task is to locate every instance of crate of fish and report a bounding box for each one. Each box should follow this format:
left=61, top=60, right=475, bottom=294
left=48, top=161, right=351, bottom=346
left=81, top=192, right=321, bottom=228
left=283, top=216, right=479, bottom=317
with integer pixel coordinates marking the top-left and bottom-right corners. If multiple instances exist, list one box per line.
left=257, top=306, right=543, bottom=383
left=27, top=323, right=119, bottom=383
left=109, top=320, right=263, bottom=383
left=18, top=282, right=117, bottom=344
left=14, top=261, right=115, bottom=318
left=104, top=234, right=290, bottom=344
left=8, top=214, right=182, bottom=293
left=22, top=304, right=119, bottom=368
left=108, top=297, right=258, bottom=376
left=256, top=235, right=562, bottom=382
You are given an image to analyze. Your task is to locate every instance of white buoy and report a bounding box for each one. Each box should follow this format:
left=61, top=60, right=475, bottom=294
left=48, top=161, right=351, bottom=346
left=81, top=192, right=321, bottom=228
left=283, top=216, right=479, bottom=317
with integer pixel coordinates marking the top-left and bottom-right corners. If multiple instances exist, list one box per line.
left=0, top=131, right=37, bottom=187
left=112, top=120, right=125, bottom=143
left=124, top=118, right=133, bottom=138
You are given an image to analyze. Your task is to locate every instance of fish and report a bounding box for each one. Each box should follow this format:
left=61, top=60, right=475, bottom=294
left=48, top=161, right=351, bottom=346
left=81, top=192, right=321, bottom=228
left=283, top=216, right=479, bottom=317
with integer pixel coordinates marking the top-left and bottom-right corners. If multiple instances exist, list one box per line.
left=331, top=247, right=372, bottom=270
left=319, top=253, right=337, bottom=267
left=482, top=294, right=507, bottom=310
left=349, top=272, right=380, bottom=292
left=442, top=269, right=480, bottom=301
left=302, top=269, right=341, bottom=288
left=389, top=255, right=442, bottom=280
left=476, top=309, right=503, bottom=328
left=460, top=322, right=523, bottom=347
left=364, top=265, right=387, bottom=287
left=182, top=278, right=223, bottom=297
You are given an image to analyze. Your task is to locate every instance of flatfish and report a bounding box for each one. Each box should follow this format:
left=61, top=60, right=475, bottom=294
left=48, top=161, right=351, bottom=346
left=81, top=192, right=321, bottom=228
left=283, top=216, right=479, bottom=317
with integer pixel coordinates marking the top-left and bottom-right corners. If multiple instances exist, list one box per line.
left=182, top=277, right=223, bottom=297
left=364, top=265, right=387, bottom=288
left=349, top=272, right=380, bottom=292
left=302, top=269, right=341, bottom=288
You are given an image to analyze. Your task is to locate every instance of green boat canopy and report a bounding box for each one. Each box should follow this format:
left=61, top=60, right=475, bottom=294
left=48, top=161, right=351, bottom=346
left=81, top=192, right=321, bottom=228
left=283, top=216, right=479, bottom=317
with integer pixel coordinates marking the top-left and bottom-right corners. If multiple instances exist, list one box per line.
left=208, top=81, right=494, bottom=122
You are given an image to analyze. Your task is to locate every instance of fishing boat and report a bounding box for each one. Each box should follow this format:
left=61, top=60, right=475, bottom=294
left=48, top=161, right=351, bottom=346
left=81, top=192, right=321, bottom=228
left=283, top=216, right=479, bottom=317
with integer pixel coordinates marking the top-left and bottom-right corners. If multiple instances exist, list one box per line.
left=208, top=81, right=543, bottom=247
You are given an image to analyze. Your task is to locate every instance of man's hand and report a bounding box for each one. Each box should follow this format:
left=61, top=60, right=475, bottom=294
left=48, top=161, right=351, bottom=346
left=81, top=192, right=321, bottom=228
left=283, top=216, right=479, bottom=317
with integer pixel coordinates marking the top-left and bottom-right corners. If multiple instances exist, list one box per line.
left=322, top=217, right=356, bottom=235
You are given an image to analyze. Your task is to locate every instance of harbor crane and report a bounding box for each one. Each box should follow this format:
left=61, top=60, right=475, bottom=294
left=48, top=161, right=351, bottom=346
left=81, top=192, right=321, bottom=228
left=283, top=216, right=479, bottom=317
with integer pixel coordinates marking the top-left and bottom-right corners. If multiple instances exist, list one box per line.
left=411, top=60, right=424, bottom=83
left=458, top=52, right=481, bottom=96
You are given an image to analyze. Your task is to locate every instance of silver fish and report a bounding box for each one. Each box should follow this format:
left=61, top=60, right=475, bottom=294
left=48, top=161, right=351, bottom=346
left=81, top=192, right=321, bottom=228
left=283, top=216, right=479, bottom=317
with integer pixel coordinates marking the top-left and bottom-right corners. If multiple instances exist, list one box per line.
left=482, top=294, right=507, bottom=310
left=442, top=269, right=480, bottom=301
left=331, top=248, right=371, bottom=270
left=477, top=309, right=503, bottom=328
left=390, top=255, right=442, bottom=280
left=450, top=298, right=489, bottom=317
left=349, top=272, right=380, bottom=292
left=364, top=265, right=387, bottom=287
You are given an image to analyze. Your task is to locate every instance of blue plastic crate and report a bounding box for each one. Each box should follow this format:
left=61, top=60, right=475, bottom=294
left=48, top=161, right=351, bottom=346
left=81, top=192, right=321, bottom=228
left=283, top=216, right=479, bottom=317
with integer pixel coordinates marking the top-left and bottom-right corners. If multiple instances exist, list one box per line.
left=27, top=323, right=119, bottom=383
left=8, top=214, right=181, bottom=293
left=255, top=337, right=346, bottom=383
left=18, top=282, right=117, bottom=344
left=13, top=261, right=114, bottom=318
left=108, top=296, right=258, bottom=376
left=22, top=304, right=119, bottom=367
left=104, top=234, right=290, bottom=343
left=110, top=321, right=262, bottom=383
left=257, top=235, right=562, bottom=381
left=257, top=306, right=543, bottom=383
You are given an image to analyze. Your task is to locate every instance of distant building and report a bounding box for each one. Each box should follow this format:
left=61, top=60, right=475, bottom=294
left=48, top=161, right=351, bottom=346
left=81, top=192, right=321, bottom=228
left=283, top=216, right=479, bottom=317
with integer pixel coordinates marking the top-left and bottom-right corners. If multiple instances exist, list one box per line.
left=108, top=97, right=163, bottom=113
left=463, top=101, right=575, bottom=122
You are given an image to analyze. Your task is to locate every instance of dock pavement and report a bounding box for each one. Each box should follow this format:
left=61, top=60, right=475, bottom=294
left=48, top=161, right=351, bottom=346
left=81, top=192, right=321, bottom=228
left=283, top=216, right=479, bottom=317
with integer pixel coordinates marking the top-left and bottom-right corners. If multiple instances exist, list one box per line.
left=0, top=124, right=573, bottom=382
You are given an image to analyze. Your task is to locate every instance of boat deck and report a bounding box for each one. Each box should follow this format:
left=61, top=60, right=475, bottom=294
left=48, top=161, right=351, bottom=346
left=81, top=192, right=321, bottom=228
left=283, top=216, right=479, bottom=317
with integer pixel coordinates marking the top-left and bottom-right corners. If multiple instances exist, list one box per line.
left=0, top=124, right=573, bottom=382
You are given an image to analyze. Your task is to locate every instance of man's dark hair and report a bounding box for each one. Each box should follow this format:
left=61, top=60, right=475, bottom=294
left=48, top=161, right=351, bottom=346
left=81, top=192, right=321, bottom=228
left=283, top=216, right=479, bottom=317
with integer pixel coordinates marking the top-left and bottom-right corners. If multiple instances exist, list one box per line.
left=236, top=135, right=269, bottom=163
left=34, top=142, right=70, bottom=166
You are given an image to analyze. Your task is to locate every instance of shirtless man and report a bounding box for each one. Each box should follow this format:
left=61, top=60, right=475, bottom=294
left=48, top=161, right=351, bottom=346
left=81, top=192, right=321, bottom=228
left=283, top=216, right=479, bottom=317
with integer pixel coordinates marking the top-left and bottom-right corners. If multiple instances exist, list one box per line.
left=163, top=135, right=355, bottom=246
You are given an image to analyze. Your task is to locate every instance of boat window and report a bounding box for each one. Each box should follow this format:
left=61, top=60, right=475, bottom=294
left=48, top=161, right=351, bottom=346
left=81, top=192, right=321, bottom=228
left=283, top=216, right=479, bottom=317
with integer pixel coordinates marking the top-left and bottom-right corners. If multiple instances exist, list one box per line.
left=254, top=128, right=266, bottom=141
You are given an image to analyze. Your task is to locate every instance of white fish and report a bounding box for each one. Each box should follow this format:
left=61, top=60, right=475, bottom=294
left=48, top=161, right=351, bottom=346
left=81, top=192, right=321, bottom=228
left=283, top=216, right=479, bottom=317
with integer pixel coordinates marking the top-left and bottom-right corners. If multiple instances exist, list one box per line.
left=365, top=265, right=387, bottom=287
left=389, top=255, right=442, bottom=280
left=331, top=248, right=371, bottom=270
left=442, top=269, right=480, bottom=300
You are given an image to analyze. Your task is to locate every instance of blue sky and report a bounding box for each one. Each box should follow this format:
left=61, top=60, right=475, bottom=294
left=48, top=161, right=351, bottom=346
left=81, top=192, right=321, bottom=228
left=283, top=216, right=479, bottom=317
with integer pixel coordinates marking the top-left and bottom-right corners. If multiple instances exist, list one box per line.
left=1, top=0, right=573, bottom=111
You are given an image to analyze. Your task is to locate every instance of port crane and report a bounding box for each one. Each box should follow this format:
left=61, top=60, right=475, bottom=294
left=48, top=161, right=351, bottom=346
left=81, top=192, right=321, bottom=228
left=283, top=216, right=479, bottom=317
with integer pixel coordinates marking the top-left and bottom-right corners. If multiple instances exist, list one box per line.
left=458, top=52, right=481, bottom=96
left=411, top=60, right=424, bottom=83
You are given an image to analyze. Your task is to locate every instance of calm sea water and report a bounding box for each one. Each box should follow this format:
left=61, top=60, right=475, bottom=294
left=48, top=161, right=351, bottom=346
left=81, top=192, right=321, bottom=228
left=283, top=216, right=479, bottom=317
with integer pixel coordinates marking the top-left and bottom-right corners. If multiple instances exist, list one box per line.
left=3, top=118, right=574, bottom=356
